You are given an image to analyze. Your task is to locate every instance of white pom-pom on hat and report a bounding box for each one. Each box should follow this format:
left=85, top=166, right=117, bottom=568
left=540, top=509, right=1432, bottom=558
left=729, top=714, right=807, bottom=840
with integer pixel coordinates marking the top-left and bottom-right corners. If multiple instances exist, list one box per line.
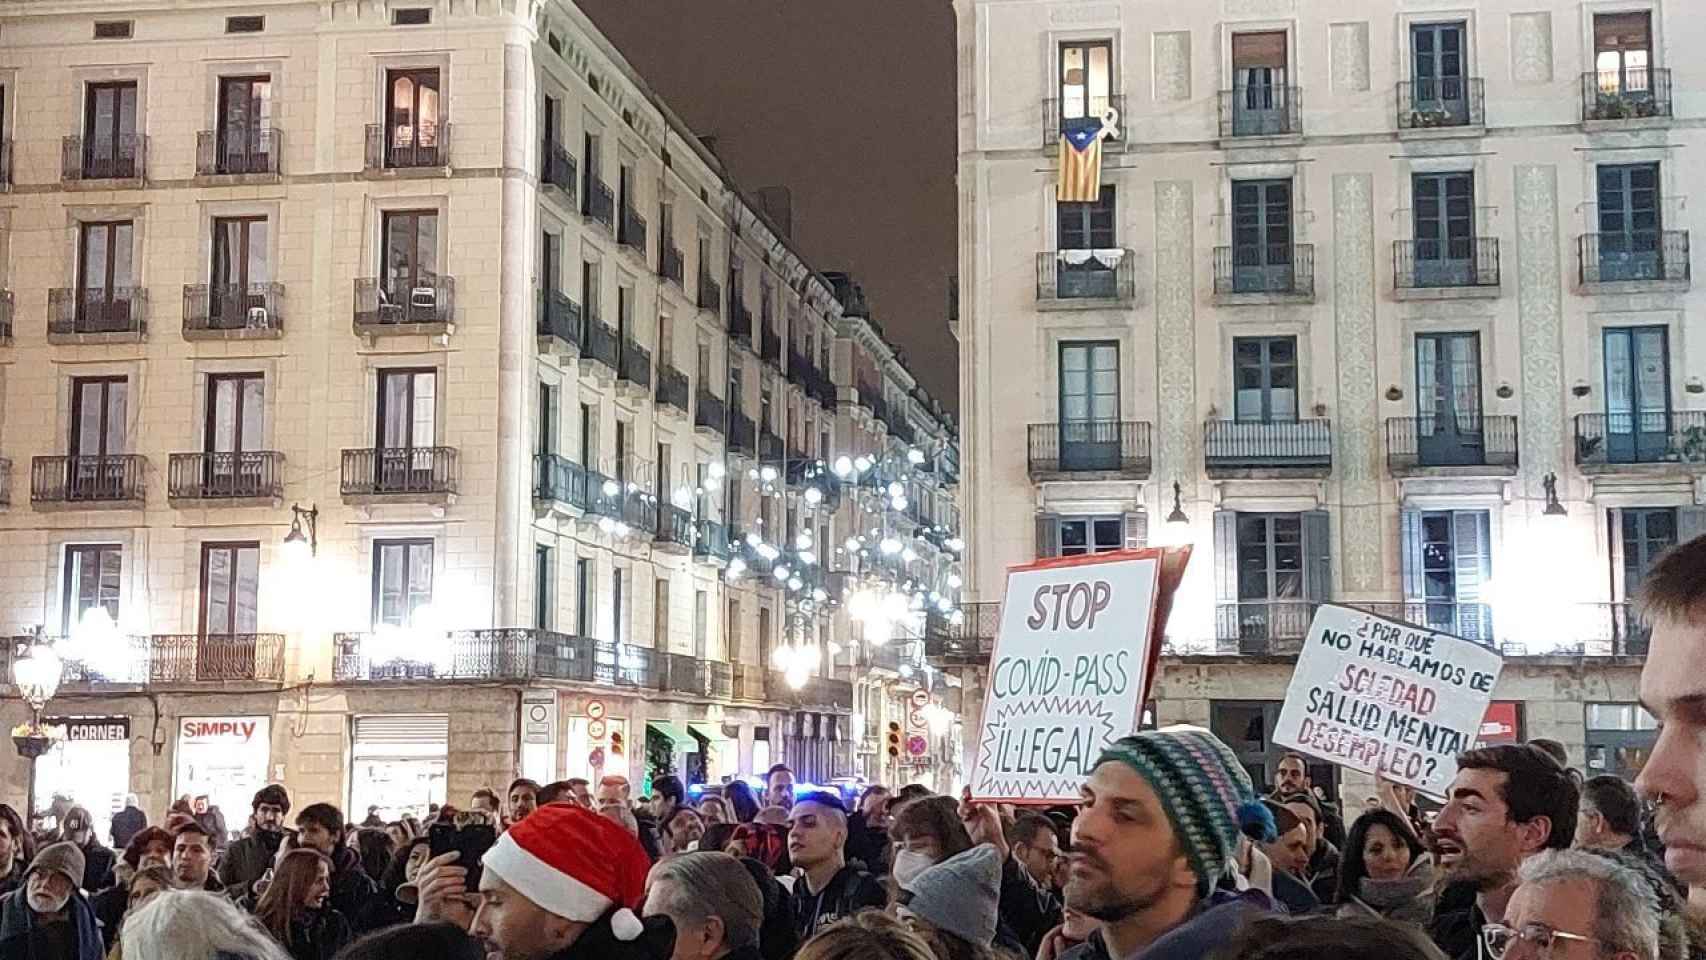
left=610, top=907, right=644, bottom=942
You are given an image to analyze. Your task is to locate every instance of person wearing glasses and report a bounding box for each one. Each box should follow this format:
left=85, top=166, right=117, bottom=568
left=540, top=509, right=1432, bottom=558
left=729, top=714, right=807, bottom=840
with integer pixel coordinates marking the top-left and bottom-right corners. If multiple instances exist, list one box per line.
left=1484, top=849, right=1659, bottom=960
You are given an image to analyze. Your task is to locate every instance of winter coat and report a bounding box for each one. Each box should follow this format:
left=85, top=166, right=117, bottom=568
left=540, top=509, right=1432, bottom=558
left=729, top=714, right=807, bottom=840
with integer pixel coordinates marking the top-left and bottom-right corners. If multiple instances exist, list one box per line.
left=325, top=845, right=379, bottom=933
left=218, top=828, right=285, bottom=901
left=1336, top=856, right=1435, bottom=927
left=1060, top=889, right=1274, bottom=960
left=272, top=908, right=353, bottom=960
left=0, top=885, right=106, bottom=960
left=74, top=842, right=117, bottom=895
left=788, top=863, right=887, bottom=942
left=107, top=810, right=145, bottom=853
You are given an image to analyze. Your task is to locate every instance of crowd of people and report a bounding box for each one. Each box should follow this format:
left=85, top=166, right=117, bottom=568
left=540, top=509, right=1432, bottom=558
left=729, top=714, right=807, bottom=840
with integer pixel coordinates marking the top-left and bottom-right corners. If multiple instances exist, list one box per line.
left=0, top=534, right=1703, bottom=960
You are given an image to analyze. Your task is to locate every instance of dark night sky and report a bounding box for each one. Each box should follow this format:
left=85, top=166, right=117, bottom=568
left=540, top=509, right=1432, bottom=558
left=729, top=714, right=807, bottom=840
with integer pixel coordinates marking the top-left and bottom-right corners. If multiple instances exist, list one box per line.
left=577, top=0, right=960, bottom=412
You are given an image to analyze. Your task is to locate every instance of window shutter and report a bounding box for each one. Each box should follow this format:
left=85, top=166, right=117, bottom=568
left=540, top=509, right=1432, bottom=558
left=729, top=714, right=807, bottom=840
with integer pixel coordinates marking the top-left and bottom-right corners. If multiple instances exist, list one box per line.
left=1123, top=511, right=1148, bottom=550
left=1213, top=511, right=1238, bottom=603
left=1302, top=510, right=1332, bottom=604
left=1232, top=31, right=1288, bottom=68
left=1678, top=507, right=1706, bottom=545
left=1400, top=511, right=1426, bottom=602
left=352, top=714, right=449, bottom=747
left=1453, top=512, right=1491, bottom=601
left=1594, top=12, right=1651, bottom=51
left=1035, top=513, right=1060, bottom=559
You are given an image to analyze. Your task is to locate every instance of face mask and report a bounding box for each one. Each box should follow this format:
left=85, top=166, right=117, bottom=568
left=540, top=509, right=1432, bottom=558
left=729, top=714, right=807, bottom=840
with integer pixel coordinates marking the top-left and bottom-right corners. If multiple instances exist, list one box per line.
left=892, top=850, right=935, bottom=887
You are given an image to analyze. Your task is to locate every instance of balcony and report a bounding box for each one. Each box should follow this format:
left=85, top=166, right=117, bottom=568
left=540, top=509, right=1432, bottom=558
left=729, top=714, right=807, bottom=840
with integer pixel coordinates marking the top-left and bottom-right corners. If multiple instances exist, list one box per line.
left=655, top=504, right=694, bottom=554
left=616, top=340, right=652, bottom=393
left=534, top=453, right=589, bottom=511
left=196, top=128, right=281, bottom=178
left=1214, top=602, right=1319, bottom=654
left=1204, top=419, right=1332, bottom=476
left=167, top=451, right=285, bottom=502
left=146, top=633, right=287, bottom=683
left=732, top=662, right=768, bottom=701
left=925, top=602, right=1000, bottom=665
left=660, top=243, right=685, bottom=288
left=619, top=205, right=647, bottom=255
left=1037, top=249, right=1136, bottom=307
left=334, top=629, right=600, bottom=683
left=364, top=123, right=450, bottom=171
left=536, top=289, right=584, bottom=354
left=0, top=289, right=12, bottom=342
left=353, top=277, right=455, bottom=335
left=581, top=316, right=619, bottom=374
left=340, top=446, right=458, bottom=502
left=1396, top=78, right=1485, bottom=132
left=595, top=641, right=657, bottom=688
left=1582, top=68, right=1672, bottom=124
left=658, top=652, right=732, bottom=699
left=693, top=518, right=731, bottom=565
left=1028, top=421, right=1152, bottom=479
left=1385, top=416, right=1519, bottom=475
left=697, top=270, right=722, bottom=316
left=1574, top=411, right=1706, bottom=470
left=1213, top=245, right=1315, bottom=303
left=183, top=282, right=285, bottom=340
left=1349, top=602, right=1500, bottom=650
left=1578, top=232, right=1690, bottom=291
left=728, top=298, right=753, bottom=347
left=62, top=134, right=146, bottom=183
left=774, top=673, right=855, bottom=710
left=586, top=469, right=623, bottom=521
left=48, top=288, right=147, bottom=342
left=760, top=327, right=782, bottom=364
left=759, top=430, right=784, bottom=463
left=583, top=177, right=615, bottom=231
left=729, top=410, right=757, bottom=457
left=1219, top=85, right=1301, bottom=139
left=31, top=455, right=146, bottom=506
left=1041, top=95, right=1126, bottom=149
left=655, top=363, right=690, bottom=415
left=622, top=488, right=658, bottom=535
left=0, top=458, right=10, bottom=507
left=542, top=140, right=577, bottom=198
left=695, top=389, right=726, bottom=438
left=1393, top=238, right=1500, bottom=297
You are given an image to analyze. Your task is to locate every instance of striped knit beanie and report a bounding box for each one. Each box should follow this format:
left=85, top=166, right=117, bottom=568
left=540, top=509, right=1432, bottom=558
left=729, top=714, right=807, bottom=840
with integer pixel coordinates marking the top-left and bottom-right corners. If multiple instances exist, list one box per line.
left=1093, top=727, right=1276, bottom=890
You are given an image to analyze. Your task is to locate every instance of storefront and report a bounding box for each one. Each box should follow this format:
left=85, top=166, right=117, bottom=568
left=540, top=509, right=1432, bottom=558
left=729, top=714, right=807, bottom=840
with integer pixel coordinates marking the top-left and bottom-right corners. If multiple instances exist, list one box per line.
left=175, top=717, right=272, bottom=839
left=349, top=714, right=447, bottom=820
left=688, top=721, right=739, bottom=783
left=34, top=716, right=131, bottom=839
left=1585, top=702, right=1658, bottom=780
left=1477, top=702, right=1524, bottom=746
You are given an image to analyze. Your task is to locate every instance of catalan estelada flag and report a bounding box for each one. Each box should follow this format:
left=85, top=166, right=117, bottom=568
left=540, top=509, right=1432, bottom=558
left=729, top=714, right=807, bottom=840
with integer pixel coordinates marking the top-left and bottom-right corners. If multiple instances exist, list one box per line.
left=1057, top=115, right=1108, bottom=203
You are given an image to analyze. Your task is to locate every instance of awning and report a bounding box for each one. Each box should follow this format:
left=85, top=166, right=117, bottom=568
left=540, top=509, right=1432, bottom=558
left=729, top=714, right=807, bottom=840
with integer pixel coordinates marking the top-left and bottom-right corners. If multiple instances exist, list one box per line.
left=646, top=720, right=693, bottom=747
left=688, top=721, right=735, bottom=745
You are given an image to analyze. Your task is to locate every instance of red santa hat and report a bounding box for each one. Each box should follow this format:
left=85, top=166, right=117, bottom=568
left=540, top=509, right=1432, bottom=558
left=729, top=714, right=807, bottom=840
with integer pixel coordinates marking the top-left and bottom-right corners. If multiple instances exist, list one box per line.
left=481, top=802, right=651, bottom=939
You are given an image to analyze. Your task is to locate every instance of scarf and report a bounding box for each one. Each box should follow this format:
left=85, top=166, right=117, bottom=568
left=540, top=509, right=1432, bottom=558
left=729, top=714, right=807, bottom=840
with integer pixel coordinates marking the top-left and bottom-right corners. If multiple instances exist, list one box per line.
left=1356, top=873, right=1432, bottom=911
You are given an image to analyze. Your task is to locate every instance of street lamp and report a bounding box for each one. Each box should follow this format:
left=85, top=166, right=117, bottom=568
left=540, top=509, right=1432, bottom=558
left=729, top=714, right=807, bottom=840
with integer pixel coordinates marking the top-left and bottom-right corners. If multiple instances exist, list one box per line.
left=283, top=502, right=319, bottom=562
left=1542, top=472, right=1568, bottom=517
left=1166, top=481, right=1189, bottom=524
left=10, top=636, right=65, bottom=823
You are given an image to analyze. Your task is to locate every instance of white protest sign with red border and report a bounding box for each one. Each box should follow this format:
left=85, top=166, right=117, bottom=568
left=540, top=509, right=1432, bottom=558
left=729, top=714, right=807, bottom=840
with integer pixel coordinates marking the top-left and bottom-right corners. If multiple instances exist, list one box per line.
left=970, top=546, right=1190, bottom=803
left=1272, top=603, right=1504, bottom=797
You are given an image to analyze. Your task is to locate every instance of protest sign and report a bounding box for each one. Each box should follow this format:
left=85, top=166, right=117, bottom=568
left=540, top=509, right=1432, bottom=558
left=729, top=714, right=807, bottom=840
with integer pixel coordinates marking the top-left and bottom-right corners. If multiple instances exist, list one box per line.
left=1272, top=604, right=1504, bottom=797
left=970, top=546, right=1190, bottom=803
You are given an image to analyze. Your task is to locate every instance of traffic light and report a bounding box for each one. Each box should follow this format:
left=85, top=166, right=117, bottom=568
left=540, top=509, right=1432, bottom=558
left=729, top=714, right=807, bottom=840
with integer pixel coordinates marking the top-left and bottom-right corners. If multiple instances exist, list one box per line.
left=610, top=730, right=625, bottom=756
left=887, top=721, right=902, bottom=758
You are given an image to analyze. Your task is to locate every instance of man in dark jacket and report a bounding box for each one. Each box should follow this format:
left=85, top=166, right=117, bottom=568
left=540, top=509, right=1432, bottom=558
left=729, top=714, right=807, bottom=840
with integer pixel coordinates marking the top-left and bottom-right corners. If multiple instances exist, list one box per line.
left=217, top=783, right=290, bottom=899
left=107, top=796, right=145, bottom=852
left=0, top=842, right=104, bottom=960
left=643, top=850, right=765, bottom=960
left=55, top=809, right=114, bottom=895
left=1058, top=730, right=1275, bottom=960
left=785, top=791, right=885, bottom=941
left=191, top=795, right=228, bottom=851
left=843, top=786, right=891, bottom=875
left=1000, top=813, right=1064, bottom=954
left=294, top=802, right=380, bottom=931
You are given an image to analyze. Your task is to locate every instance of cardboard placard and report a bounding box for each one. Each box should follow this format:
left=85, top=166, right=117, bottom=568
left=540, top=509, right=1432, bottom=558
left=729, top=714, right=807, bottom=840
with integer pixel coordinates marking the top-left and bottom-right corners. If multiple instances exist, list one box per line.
left=970, top=546, right=1190, bottom=803
left=1272, top=604, right=1504, bottom=797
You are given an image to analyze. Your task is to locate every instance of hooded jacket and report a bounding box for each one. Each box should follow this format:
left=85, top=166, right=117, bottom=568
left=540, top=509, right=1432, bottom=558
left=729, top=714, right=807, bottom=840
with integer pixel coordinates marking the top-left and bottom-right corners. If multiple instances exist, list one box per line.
left=788, top=862, right=886, bottom=942
left=0, top=885, right=105, bottom=960
left=1059, top=889, right=1273, bottom=960
left=273, top=907, right=353, bottom=960
left=324, top=845, right=379, bottom=932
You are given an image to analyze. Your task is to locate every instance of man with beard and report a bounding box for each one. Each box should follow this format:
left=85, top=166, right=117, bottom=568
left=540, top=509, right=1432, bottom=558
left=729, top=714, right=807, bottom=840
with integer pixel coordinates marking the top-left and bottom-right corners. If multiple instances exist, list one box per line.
left=1059, top=729, right=1275, bottom=960
left=786, top=792, right=885, bottom=941
left=1634, top=535, right=1706, bottom=892
left=218, top=783, right=291, bottom=898
left=473, top=802, right=676, bottom=960
left=0, top=842, right=103, bottom=960
left=1426, top=744, right=1578, bottom=960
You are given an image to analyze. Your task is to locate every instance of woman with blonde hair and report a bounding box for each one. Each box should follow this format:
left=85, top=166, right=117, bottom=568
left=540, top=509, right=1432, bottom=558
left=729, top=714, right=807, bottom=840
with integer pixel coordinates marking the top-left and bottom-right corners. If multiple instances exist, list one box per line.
left=120, top=889, right=290, bottom=960
left=796, top=910, right=938, bottom=960
left=252, top=848, right=352, bottom=960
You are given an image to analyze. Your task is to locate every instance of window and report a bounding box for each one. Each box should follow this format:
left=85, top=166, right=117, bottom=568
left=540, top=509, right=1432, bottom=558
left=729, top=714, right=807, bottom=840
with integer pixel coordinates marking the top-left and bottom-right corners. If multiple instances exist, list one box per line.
left=381, top=210, right=439, bottom=298
left=761, top=381, right=774, bottom=432
left=538, top=382, right=557, bottom=457
left=205, top=373, right=265, bottom=490
left=614, top=421, right=629, bottom=486
left=216, top=76, right=272, bottom=173
left=1236, top=514, right=1303, bottom=609
left=694, top=590, right=708, bottom=659
left=1594, top=13, right=1651, bottom=97
left=541, top=231, right=561, bottom=294
left=1058, top=185, right=1115, bottom=251
left=575, top=558, right=593, bottom=636
left=612, top=568, right=625, bottom=642
left=1058, top=341, right=1119, bottom=470
left=654, top=578, right=670, bottom=650
left=583, top=132, right=601, bottom=192
left=385, top=69, right=442, bottom=165
left=391, top=7, right=431, bottom=25
left=63, top=543, right=122, bottom=632
left=210, top=217, right=269, bottom=323
left=1230, top=180, right=1294, bottom=292
left=376, top=369, right=436, bottom=452
left=225, top=15, right=264, bottom=33
left=617, top=286, right=633, bottom=342
left=656, top=314, right=673, bottom=367
left=1595, top=163, right=1663, bottom=281
left=77, top=221, right=136, bottom=329
left=582, top=260, right=600, bottom=321
left=1408, top=22, right=1469, bottom=123
left=1233, top=337, right=1297, bottom=422
left=1231, top=32, right=1290, bottom=135
left=372, top=539, right=433, bottom=627
left=93, top=20, right=133, bottom=39
left=1058, top=40, right=1112, bottom=125
left=618, top=162, right=633, bottom=213
left=1619, top=508, right=1676, bottom=597
left=71, top=376, right=128, bottom=461
left=1402, top=510, right=1492, bottom=640
left=534, top=545, right=553, bottom=630
left=1059, top=517, right=1124, bottom=557
left=578, top=402, right=596, bottom=466
left=1410, top=172, right=1474, bottom=285
left=83, top=81, right=139, bottom=178
left=201, top=542, right=260, bottom=636
left=1602, top=325, right=1670, bottom=463
left=757, top=606, right=771, bottom=667
left=728, top=599, right=741, bottom=659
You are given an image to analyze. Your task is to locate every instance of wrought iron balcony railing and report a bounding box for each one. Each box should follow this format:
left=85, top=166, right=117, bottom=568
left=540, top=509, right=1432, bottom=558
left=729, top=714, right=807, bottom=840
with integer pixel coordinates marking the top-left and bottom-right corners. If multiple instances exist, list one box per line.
left=534, top=453, right=589, bottom=509
left=698, top=270, right=722, bottom=315
left=49, top=288, right=147, bottom=337
left=694, top=518, right=731, bottom=564
left=1575, top=411, right=1706, bottom=466
left=656, top=364, right=690, bottom=413
left=167, top=451, right=285, bottom=500
left=31, top=454, right=146, bottom=504
left=1028, top=421, right=1152, bottom=477
left=62, top=133, right=146, bottom=181
left=728, top=410, right=757, bottom=456
left=660, top=244, right=685, bottom=288
left=655, top=504, right=694, bottom=549
left=340, top=446, right=458, bottom=497
left=542, top=140, right=577, bottom=196
left=1582, top=68, right=1672, bottom=122
left=1219, top=85, right=1301, bottom=137
left=1214, top=601, right=1319, bottom=653
left=619, top=205, right=647, bottom=254
left=1578, top=231, right=1690, bottom=285
left=196, top=128, right=281, bottom=177
left=583, top=315, right=619, bottom=370
left=365, top=122, right=449, bottom=170
left=1204, top=419, right=1333, bottom=472
left=1214, top=244, right=1315, bottom=297
left=1396, top=78, right=1485, bottom=129
left=147, top=633, right=287, bottom=682
left=584, top=177, right=615, bottom=230
left=1385, top=415, right=1518, bottom=472
left=354, top=277, right=455, bottom=328
left=695, top=389, right=726, bottom=436
left=536, top=289, right=584, bottom=350
left=184, top=282, right=284, bottom=335
left=617, top=340, right=651, bottom=389
left=333, top=629, right=600, bottom=683
left=1394, top=237, right=1499, bottom=289
left=1037, top=249, right=1135, bottom=302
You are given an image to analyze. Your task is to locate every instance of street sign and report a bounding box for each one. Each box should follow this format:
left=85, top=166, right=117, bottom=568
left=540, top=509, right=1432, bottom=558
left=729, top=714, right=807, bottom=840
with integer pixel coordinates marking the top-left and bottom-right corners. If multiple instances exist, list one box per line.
left=911, top=689, right=930, bottom=709
left=587, top=719, right=607, bottom=740
left=585, top=700, right=607, bottom=721
left=906, top=734, right=929, bottom=757
left=589, top=747, right=605, bottom=769
left=908, top=710, right=928, bottom=730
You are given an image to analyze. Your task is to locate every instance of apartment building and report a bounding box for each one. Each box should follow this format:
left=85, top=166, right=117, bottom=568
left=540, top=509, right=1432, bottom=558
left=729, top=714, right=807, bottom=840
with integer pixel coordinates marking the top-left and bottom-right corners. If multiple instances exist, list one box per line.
left=946, top=0, right=1687, bottom=792
left=0, top=0, right=960, bottom=829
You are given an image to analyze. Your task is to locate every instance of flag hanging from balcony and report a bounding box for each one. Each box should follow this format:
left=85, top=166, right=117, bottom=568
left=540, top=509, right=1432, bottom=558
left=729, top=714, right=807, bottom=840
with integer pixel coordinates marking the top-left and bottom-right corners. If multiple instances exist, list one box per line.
left=1056, top=108, right=1120, bottom=203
